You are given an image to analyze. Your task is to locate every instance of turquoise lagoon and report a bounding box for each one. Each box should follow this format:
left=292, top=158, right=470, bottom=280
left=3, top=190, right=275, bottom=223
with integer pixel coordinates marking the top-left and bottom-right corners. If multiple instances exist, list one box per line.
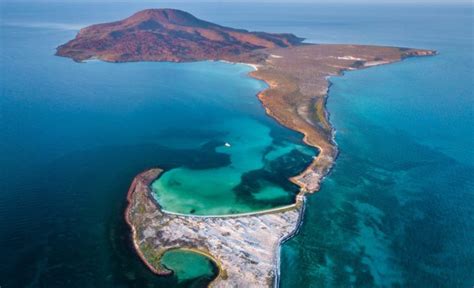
left=160, top=249, right=218, bottom=285
left=152, top=116, right=314, bottom=215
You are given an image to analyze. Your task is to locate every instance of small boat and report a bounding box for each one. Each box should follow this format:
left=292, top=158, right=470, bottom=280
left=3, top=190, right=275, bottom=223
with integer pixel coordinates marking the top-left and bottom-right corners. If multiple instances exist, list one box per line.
left=224, top=142, right=231, bottom=147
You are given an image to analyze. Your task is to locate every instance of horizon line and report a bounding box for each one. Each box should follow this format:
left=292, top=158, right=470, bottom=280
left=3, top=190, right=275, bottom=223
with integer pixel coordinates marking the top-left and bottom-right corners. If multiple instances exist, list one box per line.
left=1, top=0, right=473, bottom=4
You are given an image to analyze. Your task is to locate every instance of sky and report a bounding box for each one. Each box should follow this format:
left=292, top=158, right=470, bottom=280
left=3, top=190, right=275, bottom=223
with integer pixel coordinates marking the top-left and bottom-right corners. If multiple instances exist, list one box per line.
left=1, top=0, right=472, bottom=3
left=139, top=0, right=457, bottom=1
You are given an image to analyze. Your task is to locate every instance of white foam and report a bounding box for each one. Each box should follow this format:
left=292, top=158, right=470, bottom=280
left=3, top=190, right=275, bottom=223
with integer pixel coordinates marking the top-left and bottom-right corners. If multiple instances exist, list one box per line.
left=336, top=56, right=365, bottom=61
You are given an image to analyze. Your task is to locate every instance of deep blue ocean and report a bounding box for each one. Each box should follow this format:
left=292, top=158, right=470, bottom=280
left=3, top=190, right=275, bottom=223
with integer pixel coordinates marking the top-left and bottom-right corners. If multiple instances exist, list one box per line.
left=1, top=2, right=472, bottom=287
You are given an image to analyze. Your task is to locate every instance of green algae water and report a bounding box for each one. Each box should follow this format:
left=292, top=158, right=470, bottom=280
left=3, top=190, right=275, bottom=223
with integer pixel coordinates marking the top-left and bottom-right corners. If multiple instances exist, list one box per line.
left=1, top=2, right=472, bottom=287
left=160, top=250, right=218, bottom=286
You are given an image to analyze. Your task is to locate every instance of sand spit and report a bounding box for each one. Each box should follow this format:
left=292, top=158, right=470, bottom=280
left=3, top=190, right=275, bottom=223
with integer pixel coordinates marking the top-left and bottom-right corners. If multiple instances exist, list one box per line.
left=126, top=169, right=303, bottom=287
left=249, top=45, right=435, bottom=193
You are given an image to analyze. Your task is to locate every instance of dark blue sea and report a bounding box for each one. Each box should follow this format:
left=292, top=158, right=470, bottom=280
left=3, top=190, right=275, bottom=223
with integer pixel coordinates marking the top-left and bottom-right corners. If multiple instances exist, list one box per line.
left=0, top=2, right=472, bottom=287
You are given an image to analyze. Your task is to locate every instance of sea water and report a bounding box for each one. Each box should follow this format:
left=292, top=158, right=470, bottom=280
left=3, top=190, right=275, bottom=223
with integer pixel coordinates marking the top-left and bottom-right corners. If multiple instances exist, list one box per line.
left=277, top=4, right=474, bottom=287
left=0, top=2, right=472, bottom=287
left=0, top=2, right=315, bottom=286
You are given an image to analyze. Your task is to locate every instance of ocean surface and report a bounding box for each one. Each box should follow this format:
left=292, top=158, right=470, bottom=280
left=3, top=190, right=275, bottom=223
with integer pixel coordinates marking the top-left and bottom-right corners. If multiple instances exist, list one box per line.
left=0, top=2, right=472, bottom=287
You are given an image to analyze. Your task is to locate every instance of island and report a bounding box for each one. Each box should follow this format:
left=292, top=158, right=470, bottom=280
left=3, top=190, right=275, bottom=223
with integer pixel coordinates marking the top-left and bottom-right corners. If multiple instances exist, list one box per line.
left=57, top=9, right=436, bottom=287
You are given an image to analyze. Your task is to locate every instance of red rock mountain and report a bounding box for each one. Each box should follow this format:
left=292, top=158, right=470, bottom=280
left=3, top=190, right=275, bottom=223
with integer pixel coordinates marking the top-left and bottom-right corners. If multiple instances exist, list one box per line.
left=56, top=9, right=304, bottom=62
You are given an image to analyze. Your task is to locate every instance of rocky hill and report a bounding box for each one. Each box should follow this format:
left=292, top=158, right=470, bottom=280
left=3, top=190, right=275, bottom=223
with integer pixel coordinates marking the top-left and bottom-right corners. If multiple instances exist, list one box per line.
left=56, top=9, right=304, bottom=62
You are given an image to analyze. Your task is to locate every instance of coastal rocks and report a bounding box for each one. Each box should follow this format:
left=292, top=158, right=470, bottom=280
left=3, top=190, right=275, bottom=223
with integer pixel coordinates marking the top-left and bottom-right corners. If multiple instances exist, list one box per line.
left=126, top=169, right=302, bottom=287
left=400, top=48, right=437, bottom=58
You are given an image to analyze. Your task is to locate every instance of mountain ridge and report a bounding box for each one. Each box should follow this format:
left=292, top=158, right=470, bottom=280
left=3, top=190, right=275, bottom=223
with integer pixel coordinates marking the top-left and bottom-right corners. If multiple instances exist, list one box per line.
left=56, top=9, right=304, bottom=62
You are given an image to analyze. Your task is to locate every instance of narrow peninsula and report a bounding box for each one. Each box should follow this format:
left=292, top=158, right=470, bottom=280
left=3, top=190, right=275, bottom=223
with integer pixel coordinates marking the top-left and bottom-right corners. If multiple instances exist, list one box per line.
left=57, top=9, right=435, bottom=287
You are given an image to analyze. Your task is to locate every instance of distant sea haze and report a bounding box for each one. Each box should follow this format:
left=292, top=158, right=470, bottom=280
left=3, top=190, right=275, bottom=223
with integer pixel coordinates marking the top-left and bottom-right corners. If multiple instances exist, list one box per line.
left=2, top=21, right=87, bottom=30
left=0, top=2, right=472, bottom=287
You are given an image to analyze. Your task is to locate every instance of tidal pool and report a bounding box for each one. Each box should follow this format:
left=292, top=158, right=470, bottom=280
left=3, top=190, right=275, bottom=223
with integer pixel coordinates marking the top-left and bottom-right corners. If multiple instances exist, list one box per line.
left=160, top=249, right=218, bottom=286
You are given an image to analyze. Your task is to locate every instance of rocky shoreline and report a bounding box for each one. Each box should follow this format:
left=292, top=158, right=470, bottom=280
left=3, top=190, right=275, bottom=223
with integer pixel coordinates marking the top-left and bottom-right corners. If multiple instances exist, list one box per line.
left=248, top=45, right=435, bottom=194
left=124, top=169, right=173, bottom=276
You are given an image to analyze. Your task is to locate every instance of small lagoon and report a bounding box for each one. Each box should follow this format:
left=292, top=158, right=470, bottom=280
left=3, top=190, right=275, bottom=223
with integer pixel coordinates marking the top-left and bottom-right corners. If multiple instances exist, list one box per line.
left=160, top=249, right=219, bottom=286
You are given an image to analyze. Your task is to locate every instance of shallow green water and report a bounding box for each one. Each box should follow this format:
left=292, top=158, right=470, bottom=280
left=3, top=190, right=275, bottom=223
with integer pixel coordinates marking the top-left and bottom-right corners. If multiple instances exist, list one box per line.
left=152, top=118, right=314, bottom=215
left=160, top=249, right=218, bottom=285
